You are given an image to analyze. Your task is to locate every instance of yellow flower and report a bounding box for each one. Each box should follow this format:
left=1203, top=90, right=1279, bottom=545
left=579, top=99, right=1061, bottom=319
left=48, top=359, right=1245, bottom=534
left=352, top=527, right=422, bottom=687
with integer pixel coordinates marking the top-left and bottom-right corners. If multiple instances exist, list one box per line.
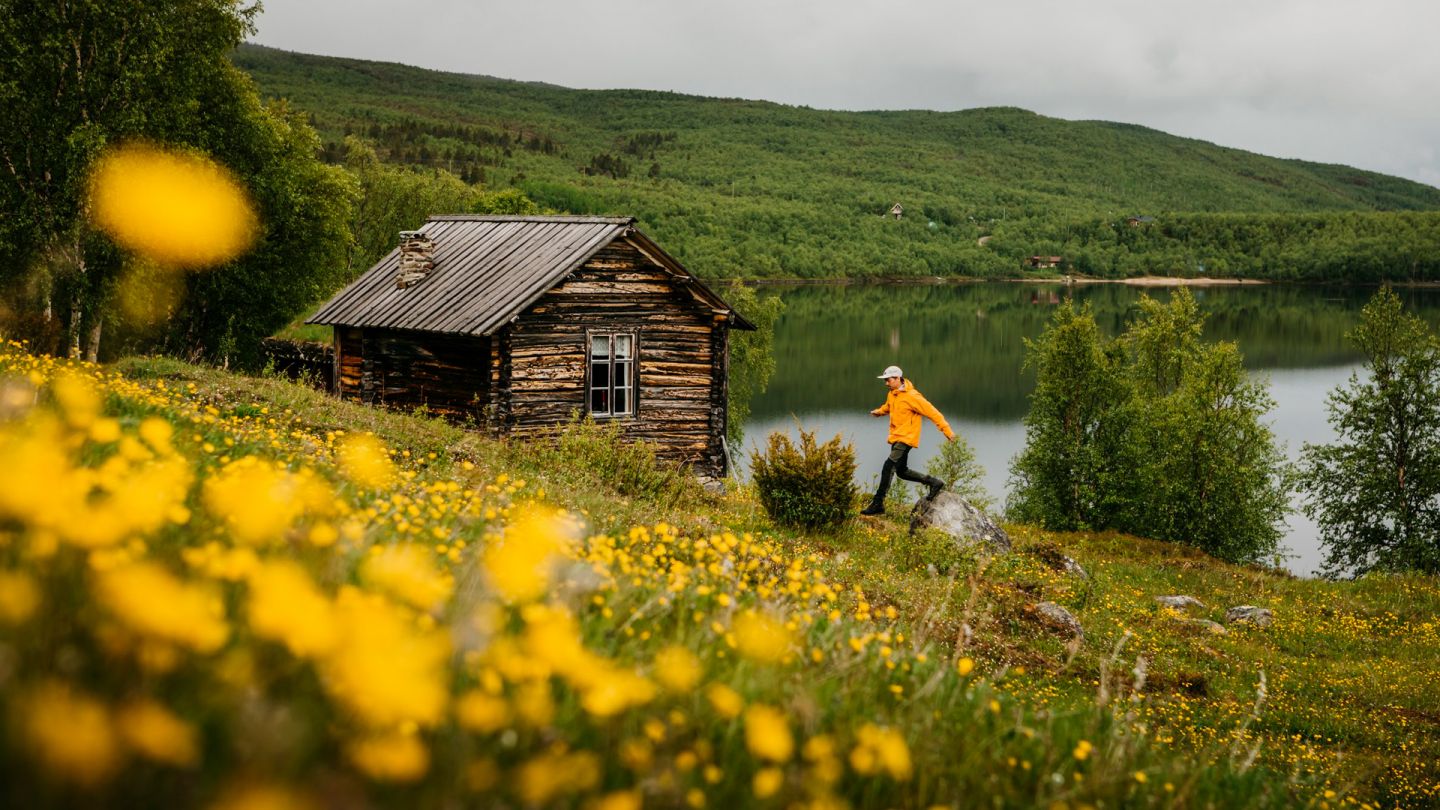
left=744, top=704, right=794, bottom=763
left=0, top=570, right=40, bottom=624
left=588, top=790, right=642, bottom=810
left=203, top=459, right=312, bottom=545
left=706, top=683, right=744, bottom=719
left=482, top=506, right=574, bottom=603
left=733, top=610, right=793, bottom=664
left=25, top=682, right=119, bottom=786
left=360, top=543, right=452, bottom=612
left=956, top=657, right=975, bottom=676
left=850, top=724, right=912, bottom=781
left=580, top=668, right=656, bottom=717
left=337, top=433, right=395, bottom=489
left=138, top=417, right=175, bottom=454
left=753, top=766, right=784, bottom=798
left=95, top=562, right=229, bottom=653
left=116, top=699, right=199, bottom=767
left=515, top=749, right=600, bottom=805
left=654, top=645, right=703, bottom=692
left=247, top=560, right=338, bottom=658
left=1134, top=771, right=1149, bottom=784
left=456, top=690, right=511, bottom=734
left=320, top=589, right=450, bottom=728
left=208, top=785, right=317, bottom=810
left=347, top=732, right=430, bottom=782
left=1072, top=740, right=1093, bottom=761
left=51, top=372, right=101, bottom=428
left=88, top=142, right=258, bottom=268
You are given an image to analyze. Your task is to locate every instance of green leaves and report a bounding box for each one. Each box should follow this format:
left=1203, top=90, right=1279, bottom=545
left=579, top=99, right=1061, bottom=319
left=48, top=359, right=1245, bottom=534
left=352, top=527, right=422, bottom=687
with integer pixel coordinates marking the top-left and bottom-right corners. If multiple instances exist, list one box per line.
left=750, top=428, right=857, bottom=531
left=1299, top=287, right=1440, bottom=577
left=1009, top=290, right=1290, bottom=564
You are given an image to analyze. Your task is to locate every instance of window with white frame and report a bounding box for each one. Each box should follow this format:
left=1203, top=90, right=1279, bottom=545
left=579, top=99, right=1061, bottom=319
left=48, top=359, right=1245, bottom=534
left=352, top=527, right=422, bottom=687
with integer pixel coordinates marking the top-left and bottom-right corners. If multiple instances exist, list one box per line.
left=588, top=332, right=635, bottom=417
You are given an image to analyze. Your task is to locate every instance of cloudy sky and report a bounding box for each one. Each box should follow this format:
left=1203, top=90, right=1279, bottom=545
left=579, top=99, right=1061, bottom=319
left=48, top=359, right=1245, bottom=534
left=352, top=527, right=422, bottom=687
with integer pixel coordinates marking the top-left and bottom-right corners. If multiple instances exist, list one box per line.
left=251, top=0, right=1440, bottom=188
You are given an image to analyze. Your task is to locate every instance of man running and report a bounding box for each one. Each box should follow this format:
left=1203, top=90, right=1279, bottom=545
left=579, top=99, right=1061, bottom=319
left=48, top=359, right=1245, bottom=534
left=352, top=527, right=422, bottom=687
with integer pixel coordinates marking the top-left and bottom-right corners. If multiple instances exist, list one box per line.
left=860, top=365, right=953, bottom=516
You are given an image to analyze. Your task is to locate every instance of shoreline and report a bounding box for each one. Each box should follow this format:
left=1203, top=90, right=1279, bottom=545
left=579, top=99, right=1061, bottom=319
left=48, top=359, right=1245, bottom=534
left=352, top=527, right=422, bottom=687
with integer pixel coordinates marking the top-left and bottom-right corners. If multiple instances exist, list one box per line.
left=721, top=276, right=1440, bottom=288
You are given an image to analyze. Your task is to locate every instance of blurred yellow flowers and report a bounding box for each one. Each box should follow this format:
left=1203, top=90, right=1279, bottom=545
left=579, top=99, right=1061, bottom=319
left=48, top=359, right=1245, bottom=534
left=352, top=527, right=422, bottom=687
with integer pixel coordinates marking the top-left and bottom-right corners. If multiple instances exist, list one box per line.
left=89, top=143, right=257, bottom=268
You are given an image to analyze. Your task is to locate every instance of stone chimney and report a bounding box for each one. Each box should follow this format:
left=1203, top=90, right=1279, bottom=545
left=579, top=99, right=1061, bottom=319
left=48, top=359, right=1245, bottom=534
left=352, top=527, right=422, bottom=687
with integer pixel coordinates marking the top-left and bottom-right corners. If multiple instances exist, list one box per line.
left=394, top=230, right=435, bottom=288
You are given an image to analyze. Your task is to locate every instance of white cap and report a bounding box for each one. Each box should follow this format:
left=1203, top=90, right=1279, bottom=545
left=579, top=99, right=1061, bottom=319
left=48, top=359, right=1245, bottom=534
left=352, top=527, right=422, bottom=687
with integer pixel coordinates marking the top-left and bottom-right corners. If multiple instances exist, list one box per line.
left=878, top=365, right=904, bottom=379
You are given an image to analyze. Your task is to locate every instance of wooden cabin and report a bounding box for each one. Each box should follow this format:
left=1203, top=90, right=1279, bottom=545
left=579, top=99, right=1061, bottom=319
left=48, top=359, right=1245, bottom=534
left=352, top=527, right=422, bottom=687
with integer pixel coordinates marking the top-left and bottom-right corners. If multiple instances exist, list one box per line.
left=889, top=202, right=904, bottom=220
left=1024, top=255, right=1064, bottom=269
left=307, top=215, right=755, bottom=477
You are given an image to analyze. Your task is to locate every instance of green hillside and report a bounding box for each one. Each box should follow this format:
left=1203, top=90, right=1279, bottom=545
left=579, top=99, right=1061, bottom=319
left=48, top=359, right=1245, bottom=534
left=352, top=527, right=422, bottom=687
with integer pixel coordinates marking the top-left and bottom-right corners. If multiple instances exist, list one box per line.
left=3, top=343, right=1437, bottom=807
left=233, top=44, right=1440, bottom=281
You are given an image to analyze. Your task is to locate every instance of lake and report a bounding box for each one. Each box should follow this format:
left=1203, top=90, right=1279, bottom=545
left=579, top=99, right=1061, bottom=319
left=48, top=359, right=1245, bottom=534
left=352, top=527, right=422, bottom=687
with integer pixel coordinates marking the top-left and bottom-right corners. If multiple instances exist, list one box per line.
left=738, top=282, right=1440, bottom=577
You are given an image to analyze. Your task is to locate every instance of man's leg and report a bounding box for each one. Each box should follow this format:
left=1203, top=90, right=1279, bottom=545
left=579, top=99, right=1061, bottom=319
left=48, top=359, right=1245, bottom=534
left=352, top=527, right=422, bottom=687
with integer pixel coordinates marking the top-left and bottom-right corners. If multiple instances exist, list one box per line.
left=893, top=442, right=945, bottom=500
left=861, top=448, right=901, bottom=515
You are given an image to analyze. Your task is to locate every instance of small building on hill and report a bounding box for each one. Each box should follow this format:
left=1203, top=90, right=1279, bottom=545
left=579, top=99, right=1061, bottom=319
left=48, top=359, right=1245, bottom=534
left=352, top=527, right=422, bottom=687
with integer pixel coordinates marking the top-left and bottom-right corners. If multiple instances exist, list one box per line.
left=307, top=215, right=755, bottom=477
left=889, top=202, right=904, bottom=220
left=1024, top=255, right=1064, bottom=270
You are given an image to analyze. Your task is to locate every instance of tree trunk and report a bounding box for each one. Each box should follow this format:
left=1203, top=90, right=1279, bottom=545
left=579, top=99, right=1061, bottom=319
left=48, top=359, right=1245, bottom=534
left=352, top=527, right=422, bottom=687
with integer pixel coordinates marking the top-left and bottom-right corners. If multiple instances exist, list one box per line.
left=85, top=316, right=102, bottom=363
left=67, top=290, right=82, bottom=360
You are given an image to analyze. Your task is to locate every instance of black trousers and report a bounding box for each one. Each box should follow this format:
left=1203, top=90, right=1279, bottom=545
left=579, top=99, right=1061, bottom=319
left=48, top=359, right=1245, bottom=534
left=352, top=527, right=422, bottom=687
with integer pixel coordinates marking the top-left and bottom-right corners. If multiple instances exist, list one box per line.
left=868, top=441, right=940, bottom=505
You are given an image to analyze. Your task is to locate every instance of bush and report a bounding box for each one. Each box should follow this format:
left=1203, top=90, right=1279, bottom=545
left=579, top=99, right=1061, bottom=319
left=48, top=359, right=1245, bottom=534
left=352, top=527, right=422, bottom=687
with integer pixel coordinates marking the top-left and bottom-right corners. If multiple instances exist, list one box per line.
left=750, top=428, right=857, bottom=531
left=528, top=415, right=700, bottom=505
left=926, top=433, right=993, bottom=512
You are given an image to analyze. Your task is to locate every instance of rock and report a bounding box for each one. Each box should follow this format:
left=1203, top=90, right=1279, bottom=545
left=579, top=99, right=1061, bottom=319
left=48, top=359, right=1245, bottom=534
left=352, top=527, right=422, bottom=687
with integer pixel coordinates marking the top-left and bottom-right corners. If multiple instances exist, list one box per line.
left=696, top=476, right=726, bottom=496
left=1024, top=544, right=1088, bottom=579
left=1155, top=595, right=1206, bottom=610
left=1225, top=606, right=1273, bottom=627
left=1056, top=555, right=1088, bottom=579
left=910, top=492, right=1012, bottom=554
left=1034, top=601, right=1083, bottom=639
left=1187, top=619, right=1228, bottom=635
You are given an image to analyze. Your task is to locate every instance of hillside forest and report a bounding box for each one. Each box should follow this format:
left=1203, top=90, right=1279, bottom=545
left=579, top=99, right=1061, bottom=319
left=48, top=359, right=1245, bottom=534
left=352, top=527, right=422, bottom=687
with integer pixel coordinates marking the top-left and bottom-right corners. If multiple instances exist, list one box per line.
left=234, top=44, right=1440, bottom=285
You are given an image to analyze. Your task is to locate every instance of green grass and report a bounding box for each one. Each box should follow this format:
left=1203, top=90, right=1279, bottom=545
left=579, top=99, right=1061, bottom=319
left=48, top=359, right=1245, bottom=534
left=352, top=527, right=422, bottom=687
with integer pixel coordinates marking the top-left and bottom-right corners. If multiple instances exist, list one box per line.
left=108, top=355, right=1440, bottom=807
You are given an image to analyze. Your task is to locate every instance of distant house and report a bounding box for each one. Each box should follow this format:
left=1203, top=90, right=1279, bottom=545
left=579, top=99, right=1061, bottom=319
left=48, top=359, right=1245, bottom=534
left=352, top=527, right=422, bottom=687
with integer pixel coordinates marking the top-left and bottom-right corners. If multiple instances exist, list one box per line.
left=889, top=203, right=903, bottom=220
left=308, top=215, right=755, bottom=477
left=1024, top=255, right=1064, bottom=270
left=1125, top=215, right=1155, bottom=226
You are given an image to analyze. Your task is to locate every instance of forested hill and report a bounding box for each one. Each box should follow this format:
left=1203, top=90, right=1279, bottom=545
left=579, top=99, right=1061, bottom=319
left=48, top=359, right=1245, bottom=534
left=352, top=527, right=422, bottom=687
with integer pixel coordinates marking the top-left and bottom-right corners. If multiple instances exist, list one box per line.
left=234, top=43, right=1440, bottom=281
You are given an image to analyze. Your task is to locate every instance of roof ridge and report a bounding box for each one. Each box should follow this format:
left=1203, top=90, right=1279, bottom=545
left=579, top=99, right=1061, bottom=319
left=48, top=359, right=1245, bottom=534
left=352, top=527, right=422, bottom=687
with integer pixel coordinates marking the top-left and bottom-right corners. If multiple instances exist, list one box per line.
left=427, top=215, right=635, bottom=224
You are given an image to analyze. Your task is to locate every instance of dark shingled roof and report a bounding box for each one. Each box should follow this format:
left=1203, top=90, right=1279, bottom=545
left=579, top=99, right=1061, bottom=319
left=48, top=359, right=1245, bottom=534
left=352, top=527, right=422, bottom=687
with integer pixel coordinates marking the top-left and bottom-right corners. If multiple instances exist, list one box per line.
left=308, top=215, right=753, bottom=335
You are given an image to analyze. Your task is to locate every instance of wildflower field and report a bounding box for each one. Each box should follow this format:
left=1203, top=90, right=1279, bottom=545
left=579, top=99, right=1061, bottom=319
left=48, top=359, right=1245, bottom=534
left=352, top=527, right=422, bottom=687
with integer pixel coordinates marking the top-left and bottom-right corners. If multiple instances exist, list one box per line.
left=0, top=343, right=1437, bottom=809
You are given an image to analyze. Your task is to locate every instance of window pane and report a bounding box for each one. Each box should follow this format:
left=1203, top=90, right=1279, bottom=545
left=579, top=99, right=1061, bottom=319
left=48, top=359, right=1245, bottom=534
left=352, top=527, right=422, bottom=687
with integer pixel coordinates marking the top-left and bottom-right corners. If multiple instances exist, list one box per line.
left=613, top=388, right=627, bottom=415
left=590, top=387, right=608, bottom=413
left=614, top=334, right=632, bottom=359
left=591, top=361, right=607, bottom=386
left=591, top=335, right=610, bottom=357
left=613, top=360, right=630, bottom=387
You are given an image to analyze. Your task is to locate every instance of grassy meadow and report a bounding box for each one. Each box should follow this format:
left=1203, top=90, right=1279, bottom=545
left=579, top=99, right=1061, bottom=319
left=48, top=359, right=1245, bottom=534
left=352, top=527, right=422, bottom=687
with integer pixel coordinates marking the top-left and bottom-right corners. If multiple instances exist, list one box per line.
left=0, top=343, right=1435, bottom=808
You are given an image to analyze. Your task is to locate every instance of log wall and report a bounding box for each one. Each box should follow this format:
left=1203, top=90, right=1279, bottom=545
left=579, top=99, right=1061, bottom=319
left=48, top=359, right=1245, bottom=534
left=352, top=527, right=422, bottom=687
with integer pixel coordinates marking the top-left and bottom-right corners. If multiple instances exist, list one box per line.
left=504, top=240, right=729, bottom=476
left=336, top=327, right=491, bottom=423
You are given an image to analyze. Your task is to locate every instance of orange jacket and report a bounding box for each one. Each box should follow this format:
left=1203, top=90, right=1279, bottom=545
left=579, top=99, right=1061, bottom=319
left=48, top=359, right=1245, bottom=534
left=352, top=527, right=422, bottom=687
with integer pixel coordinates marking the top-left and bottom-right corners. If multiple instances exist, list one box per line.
left=874, top=382, right=954, bottom=447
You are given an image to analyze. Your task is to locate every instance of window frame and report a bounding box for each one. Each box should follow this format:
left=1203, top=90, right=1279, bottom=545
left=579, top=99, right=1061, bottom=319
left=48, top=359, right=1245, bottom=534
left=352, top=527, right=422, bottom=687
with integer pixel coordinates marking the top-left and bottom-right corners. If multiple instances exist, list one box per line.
left=585, top=329, right=638, bottom=418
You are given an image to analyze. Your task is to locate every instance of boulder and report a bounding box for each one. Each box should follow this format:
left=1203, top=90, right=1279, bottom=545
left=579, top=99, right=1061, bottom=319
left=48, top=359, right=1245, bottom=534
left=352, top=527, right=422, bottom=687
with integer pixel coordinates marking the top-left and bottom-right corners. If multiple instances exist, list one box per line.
left=910, top=492, right=1012, bottom=554
left=1025, top=544, right=1089, bottom=579
left=1225, top=606, right=1273, bottom=627
left=1155, top=595, right=1205, bottom=610
left=1187, top=619, right=1228, bottom=635
left=1034, top=601, right=1083, bottom=639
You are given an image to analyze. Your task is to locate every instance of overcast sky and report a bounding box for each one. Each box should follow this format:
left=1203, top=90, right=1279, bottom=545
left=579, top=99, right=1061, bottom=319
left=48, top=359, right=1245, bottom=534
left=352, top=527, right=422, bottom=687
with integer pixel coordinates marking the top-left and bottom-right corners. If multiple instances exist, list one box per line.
left=251, top=0, right=1440, bottom=188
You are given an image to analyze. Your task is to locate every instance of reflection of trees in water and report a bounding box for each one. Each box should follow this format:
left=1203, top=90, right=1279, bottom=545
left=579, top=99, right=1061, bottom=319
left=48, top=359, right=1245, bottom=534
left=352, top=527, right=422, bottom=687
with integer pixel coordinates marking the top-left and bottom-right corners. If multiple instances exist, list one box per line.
left=752, top=283, right=1440, bottom=421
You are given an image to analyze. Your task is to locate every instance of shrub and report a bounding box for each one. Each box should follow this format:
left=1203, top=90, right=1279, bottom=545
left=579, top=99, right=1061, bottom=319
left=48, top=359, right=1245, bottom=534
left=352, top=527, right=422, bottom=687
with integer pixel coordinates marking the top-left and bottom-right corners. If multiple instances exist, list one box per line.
left=750, top=428, right=857, bottom=531
left=528, top=415, right=700, bottom=505
left=926, top=433, right=993, bottom=512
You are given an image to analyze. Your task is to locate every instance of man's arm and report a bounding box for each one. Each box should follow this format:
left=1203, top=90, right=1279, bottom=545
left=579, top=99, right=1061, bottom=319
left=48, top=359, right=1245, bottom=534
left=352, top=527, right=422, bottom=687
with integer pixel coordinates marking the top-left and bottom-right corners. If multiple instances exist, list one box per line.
left=913, top=392, right=955, bottom=440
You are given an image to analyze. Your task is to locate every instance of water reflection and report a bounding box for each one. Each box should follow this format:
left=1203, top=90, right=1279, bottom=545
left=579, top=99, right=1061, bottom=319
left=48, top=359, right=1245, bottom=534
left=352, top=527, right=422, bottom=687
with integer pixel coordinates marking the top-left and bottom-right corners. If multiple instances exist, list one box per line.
left=741, top=282, right=1440, bottom=577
